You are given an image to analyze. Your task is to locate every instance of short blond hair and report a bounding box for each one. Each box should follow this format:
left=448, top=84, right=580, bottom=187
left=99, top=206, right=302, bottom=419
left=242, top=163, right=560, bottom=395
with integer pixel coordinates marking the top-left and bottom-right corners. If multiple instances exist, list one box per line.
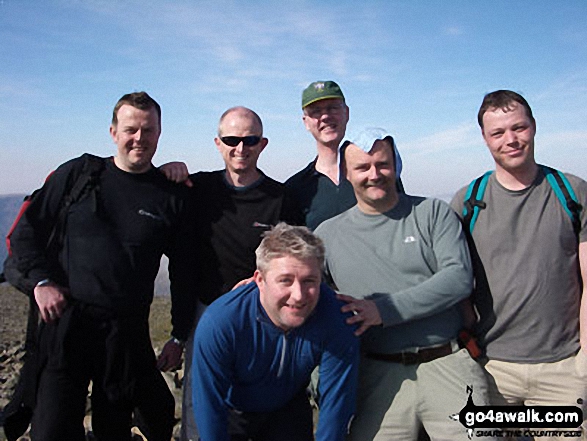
left=255, top=223, right=325, bottom=274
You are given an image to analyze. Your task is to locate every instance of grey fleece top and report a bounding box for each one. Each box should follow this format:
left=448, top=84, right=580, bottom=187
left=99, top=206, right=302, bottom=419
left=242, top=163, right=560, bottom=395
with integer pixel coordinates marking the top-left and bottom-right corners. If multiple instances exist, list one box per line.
left=315, top=194, right=473, bottom=354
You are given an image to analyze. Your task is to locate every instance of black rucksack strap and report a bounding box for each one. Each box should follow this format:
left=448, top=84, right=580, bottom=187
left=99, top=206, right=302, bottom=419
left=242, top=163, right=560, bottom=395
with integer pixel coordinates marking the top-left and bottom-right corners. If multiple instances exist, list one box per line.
left=1, top=155, right=106, bottom=441
left=4, top=154, right=105, bottom=296
left=46, top=154, right=105, bottom=252
left=541, top=165, right=582, bottom=238
left=462, top=172, right=492, bottom=234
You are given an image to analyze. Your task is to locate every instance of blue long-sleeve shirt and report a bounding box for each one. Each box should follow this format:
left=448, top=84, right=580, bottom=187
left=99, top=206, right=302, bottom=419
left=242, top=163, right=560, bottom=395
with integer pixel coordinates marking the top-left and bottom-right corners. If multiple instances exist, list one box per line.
left=192, top=282, right=359, bottom=441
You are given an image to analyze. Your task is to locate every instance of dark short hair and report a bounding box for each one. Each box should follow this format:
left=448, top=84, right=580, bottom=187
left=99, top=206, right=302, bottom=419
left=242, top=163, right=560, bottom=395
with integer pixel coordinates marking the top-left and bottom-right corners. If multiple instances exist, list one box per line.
left=477, top=90, right=534, bottom=129
left=112, top=91, right=161, bottom=127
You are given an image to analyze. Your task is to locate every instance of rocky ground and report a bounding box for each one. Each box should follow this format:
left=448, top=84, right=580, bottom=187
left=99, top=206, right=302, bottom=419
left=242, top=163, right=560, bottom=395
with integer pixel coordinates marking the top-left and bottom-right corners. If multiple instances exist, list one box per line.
left=0, top=284, right=182, bottom=441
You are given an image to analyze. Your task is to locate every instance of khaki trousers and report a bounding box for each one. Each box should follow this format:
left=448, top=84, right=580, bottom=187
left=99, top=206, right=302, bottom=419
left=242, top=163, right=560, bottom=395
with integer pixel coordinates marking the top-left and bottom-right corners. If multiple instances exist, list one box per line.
left=483, top=350, right=587, bottom=441
left=348, top=348, right=495, bottom=441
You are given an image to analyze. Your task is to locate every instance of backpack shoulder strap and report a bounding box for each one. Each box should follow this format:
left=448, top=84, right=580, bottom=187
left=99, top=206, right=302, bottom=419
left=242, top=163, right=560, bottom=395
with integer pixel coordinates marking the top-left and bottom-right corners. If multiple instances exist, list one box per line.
left=462, top=171, right=493, bottom=234
left=46, top=154, right=106, bottom=250
left=541, top=165, right=583, bottom=238
left=65, top=154, right=105, bottom=203
left=5, top=192, right=39, bottom=257
left=5, top=169, right=57, bottom=257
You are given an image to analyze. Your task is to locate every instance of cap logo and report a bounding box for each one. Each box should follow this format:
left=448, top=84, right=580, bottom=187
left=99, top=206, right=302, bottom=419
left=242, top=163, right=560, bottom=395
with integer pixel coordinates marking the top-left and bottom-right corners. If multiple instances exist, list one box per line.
left=302, top=80, right=344, bottom=108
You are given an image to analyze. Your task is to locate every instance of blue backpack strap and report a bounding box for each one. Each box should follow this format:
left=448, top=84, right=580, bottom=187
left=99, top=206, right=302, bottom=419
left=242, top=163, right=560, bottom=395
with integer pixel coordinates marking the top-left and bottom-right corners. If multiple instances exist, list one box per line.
left=462, top=171, right=493, bottom=234
left=541, top=165, right=582, bottom=238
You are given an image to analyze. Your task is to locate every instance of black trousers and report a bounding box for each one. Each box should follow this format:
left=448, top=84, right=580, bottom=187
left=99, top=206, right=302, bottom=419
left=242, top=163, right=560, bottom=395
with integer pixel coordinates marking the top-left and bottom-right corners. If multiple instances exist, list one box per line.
left=227, top=387, right=314, bottom=441
left=29, top=306, right=175, bottom=441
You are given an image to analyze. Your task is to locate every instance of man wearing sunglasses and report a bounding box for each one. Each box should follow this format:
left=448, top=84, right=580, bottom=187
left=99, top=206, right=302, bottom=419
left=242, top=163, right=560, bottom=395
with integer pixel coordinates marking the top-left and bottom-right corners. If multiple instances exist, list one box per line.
left=164, top=106, right=301, bottom=441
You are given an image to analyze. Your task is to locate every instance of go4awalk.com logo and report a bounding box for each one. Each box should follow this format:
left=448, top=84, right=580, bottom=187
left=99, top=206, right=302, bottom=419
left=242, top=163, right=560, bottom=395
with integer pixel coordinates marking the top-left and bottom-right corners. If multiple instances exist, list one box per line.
left=450, top=386, right=583, bottom=439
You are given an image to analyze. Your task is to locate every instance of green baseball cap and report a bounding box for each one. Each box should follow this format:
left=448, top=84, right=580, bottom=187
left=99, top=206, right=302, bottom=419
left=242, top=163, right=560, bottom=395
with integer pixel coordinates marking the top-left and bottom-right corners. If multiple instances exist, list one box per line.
left=301, top=81, right=345, bottom=108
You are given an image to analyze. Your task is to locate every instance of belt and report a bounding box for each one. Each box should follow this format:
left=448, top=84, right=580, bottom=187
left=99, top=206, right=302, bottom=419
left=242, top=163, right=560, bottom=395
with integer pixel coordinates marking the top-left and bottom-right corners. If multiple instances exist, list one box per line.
left=365, top=341, right=455, bottom=365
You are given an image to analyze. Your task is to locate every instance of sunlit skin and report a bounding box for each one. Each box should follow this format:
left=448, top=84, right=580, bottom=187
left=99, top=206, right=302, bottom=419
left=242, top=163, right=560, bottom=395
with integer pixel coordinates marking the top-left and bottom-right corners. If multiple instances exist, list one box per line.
left=110, top=105, right=161, bottom=174
left=344, top=139, right=398, bottom=215
left=255, top=255, right=322, bottom=332
left=303, top=98, right=349, bottom=150
left=481, top=103, right=538, bottom=189
left=214, top=109, right=268, bottom=187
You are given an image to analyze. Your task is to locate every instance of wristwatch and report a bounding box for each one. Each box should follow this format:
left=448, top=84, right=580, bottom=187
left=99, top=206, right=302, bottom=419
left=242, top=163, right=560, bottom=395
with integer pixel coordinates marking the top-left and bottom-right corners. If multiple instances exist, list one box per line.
left=170, top=337, right=186, bottom=348
left=36, top=278, right=52, bottom=287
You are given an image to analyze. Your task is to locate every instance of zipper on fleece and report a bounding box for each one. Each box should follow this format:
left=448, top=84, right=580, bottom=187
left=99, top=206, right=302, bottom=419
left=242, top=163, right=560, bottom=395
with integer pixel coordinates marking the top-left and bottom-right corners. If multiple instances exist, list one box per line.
left=277, top=333, right=287, bottom=378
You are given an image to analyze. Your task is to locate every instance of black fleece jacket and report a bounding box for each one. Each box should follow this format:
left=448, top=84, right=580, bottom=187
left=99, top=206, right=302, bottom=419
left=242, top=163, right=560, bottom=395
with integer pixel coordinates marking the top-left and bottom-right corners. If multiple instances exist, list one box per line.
left=10, top=155, right=198, bottom=340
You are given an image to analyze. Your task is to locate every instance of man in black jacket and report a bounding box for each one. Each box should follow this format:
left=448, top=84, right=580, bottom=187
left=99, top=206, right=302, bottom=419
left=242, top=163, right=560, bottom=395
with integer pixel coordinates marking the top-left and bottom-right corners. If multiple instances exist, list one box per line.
left=6, top=91, right=197, bottom=441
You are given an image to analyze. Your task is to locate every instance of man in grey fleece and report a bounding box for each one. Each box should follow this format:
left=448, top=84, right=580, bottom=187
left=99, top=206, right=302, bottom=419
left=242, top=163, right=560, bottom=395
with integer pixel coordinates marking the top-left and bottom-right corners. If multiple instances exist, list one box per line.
left=315, top=128, right=493, bottom=440
left=451, top=90, right=587, bottom=440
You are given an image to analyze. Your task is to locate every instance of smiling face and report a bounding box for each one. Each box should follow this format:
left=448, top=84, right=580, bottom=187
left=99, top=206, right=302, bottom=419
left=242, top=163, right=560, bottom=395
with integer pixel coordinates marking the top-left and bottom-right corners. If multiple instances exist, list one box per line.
left=345, top=139, right=398, bottom=214
left=303, top=98, right=349, bottom=149
left=215, top=108, right=267, bottom=179
left=110, top=104, right=161, bottom=173
left=481, top=103, right=537, bottom=176
left=255, top=255, right=321, bottom=332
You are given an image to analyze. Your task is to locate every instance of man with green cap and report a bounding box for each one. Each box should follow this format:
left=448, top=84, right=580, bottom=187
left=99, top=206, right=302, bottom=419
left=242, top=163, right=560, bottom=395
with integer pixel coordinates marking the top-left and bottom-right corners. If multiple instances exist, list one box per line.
left=285, top=81, right=357, bottom=230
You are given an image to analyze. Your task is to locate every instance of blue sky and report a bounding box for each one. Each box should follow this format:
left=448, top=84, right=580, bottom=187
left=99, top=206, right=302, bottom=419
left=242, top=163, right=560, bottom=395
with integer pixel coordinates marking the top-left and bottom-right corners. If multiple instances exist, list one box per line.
left=1, top=0, right=586, bottom=197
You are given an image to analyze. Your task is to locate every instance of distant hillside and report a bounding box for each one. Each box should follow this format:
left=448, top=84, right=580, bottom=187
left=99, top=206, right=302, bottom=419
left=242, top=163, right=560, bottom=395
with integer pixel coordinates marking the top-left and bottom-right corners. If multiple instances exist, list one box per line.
left=0, top=194, right=171, bottom=296
left=0, top=195, right=26, bottom=264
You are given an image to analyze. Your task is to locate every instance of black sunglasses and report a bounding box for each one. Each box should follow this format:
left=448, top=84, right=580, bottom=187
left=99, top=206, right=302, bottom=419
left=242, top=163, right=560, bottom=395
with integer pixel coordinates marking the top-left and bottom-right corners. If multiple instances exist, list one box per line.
left=220, top=136, right=262, bottom=147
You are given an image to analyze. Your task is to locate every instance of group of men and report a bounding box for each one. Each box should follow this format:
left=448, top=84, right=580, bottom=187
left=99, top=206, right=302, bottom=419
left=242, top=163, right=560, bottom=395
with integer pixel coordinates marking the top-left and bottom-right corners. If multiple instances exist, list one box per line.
left=3, top=81, right=586, bottom=441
